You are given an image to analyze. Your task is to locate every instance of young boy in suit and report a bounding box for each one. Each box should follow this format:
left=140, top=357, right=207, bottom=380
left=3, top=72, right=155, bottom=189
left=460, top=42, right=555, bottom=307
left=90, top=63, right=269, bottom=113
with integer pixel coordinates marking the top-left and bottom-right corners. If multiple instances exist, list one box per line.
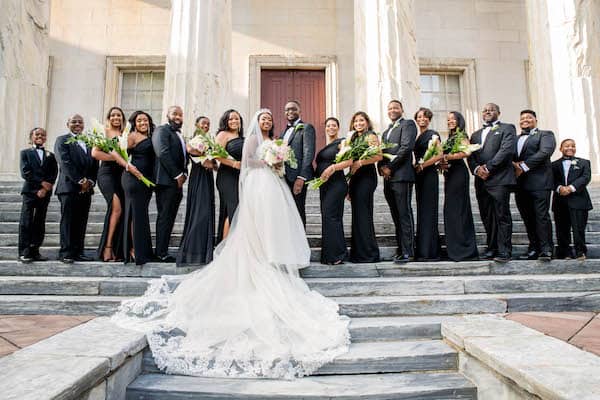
left=18, top=127, right=58, bottom=262
left=552, top=139, right=593, bottom=260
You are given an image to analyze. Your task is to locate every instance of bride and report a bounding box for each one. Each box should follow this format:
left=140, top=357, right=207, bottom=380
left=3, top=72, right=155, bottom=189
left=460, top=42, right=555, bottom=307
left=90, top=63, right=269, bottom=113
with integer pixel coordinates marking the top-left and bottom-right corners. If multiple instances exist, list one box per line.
left=112, top=109, right=350, bottom=379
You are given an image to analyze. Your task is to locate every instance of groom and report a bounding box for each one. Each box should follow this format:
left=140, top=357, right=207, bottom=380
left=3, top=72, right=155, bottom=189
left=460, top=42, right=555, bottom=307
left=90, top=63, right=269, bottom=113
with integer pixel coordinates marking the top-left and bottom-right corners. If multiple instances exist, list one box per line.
left=153, top=105, right=188, bottom=262
left=280, top=100, right=316, bottom=226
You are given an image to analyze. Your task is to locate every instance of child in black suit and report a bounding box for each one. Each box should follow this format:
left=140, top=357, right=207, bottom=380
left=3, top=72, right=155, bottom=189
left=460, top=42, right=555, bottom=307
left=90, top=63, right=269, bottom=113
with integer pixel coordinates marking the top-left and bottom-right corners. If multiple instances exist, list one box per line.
left=551, top=139, right=593, bottom=260
left=18, top=128, right=58, bottom=262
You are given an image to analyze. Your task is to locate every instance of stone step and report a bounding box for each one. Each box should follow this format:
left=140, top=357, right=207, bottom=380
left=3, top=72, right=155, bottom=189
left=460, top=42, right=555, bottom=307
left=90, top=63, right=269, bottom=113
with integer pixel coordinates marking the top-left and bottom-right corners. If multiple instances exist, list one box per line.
left=0, top=230, right=579, bottom=248
left=0, top=259, right=597, bottom=279
left=2, top=274, right=599, bottom=297
left=5, top=220, right=596, bottom=235
left=126, top=371, right=477, bottom=400
left=2, top=244, right=600, bottom=262
left=1, top=291, right=599, bottom=316
left=141, top=340, right=458, bottom=375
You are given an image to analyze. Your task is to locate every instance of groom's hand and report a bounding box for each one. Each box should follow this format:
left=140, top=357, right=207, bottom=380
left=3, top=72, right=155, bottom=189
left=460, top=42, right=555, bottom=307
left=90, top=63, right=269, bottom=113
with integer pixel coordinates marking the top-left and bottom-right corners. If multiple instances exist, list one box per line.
left=293, top=178, right=304, bottom=195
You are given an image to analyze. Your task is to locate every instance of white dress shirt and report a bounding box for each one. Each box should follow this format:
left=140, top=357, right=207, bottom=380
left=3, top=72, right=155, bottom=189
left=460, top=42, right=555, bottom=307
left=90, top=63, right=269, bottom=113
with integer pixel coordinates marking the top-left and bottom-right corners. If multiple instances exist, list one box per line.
left=283, top=119, right=300, bottom=143
left=560, top=159, right=576, bottom=192
left=35, top=148, right=44, bottom=162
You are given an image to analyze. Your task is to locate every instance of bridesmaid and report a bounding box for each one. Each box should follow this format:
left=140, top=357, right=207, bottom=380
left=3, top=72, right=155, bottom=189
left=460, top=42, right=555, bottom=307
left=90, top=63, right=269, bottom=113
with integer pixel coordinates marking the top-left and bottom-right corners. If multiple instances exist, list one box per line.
left=348, top=112, right=382, bottom=263
left=215, top=109, right=244, bottom=241
left=92, top=107, right=126, bottom=262
left=177, top=116, right=216, bottom=266
left=315, top=117, right=351, bottom=265
left=442, top=111, right=479, bottom=261
left=120, top=111, right=156, bottom=265
left=413, top=107, right=441, bottom=260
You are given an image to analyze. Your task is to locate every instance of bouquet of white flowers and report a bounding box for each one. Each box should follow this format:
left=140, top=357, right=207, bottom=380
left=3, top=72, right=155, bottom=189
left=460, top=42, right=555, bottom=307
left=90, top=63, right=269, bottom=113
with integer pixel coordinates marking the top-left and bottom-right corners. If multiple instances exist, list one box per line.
left=187, top=128, right=230, bottom=164
left=261, top=139, right=298, bottom=177
left=419, top=134, right=443, bottom=164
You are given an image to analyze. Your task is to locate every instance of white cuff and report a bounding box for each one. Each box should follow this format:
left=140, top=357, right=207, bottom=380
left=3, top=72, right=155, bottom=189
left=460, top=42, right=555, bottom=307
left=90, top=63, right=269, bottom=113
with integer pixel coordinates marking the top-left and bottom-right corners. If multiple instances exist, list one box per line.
left=474, top=166, right=480, bottom=175
left=569, top=185, right=576, bottom=193
left=297, top=176, right=307, bottom=181
left=174, top=173, right=183, bottom=180
left=520, top=162, right=529, bottom=172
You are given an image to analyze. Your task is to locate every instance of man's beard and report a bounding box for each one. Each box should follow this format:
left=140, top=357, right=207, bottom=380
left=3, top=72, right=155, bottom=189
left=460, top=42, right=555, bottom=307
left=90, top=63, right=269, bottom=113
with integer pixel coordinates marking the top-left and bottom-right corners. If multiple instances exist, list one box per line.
left=168, top=119, right=183, bottom=131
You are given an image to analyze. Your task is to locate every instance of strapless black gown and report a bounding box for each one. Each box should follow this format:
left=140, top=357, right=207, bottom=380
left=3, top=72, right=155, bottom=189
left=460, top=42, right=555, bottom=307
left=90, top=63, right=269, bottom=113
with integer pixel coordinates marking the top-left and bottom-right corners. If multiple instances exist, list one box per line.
left=316, top=139, right=348, bottom=264
left=414, top=130, right=441, bottom=260
left=121, top=139, right=155, bottom=265
left=177, top=160, right=215, bottom=266
left=216, top=137, right=244, bottom=242
left=97, top=160, right=125, bottom=260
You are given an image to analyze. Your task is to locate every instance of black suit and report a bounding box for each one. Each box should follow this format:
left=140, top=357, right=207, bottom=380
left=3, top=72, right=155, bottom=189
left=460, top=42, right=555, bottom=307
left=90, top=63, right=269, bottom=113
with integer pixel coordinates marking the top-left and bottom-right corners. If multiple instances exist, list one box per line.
left=552, top=157, right=593, bottom=257
left=152, top=123, right=188, bottom=257
left=468, top=121, right=516, bottom=257
left=378, top=118, right=417, bottom=257
left=280, top=119, right=316, bottom=226
left=514, top=129, right=556, bottom=254
left=19, top=147, right=58, bottom=257
left=54, top=133, right=99, bottom=259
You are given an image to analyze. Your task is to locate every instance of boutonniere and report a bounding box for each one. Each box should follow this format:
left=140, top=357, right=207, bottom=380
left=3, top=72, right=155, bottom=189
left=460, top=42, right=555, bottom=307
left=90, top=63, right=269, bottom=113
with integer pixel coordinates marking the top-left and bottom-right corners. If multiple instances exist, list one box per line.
left=571, top=159, right=578, bottom=166
left=392, top=120, right=401, bottom=129
left=45, top=151, right=50, bottom=158
left=293, top=123, right=304, bottom=133
left=491, top=124, right=500, bottom=132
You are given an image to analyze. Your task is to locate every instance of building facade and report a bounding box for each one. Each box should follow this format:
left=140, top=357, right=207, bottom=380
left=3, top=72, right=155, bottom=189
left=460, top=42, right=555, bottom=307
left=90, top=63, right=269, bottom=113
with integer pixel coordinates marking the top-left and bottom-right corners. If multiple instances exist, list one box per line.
left=0, top=0, right=598, bottom=178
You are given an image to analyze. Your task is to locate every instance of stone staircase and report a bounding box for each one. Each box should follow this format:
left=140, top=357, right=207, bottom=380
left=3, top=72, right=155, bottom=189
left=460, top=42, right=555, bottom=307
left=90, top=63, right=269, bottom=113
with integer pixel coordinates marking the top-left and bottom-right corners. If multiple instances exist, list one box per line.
left=1, top=180, right=599, bottom=399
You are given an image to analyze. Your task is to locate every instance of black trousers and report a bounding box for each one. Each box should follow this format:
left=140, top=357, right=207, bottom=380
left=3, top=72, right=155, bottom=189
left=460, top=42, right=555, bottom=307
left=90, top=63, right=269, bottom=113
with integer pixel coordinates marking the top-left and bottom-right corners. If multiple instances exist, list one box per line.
left=384, top=180, right=414, bottom=257
left=286, top=179, right=307, bottom=227
left=155, top=183, right=183, bottom=257
left=515, top=188, right=553, bottom=254
left=554, top=205, right=588, bottom=257
left=58, top=192, right=92, bottom=258
left=19, top=193, right=51, bottom=257
left=475, top=183, right=512, bottom=256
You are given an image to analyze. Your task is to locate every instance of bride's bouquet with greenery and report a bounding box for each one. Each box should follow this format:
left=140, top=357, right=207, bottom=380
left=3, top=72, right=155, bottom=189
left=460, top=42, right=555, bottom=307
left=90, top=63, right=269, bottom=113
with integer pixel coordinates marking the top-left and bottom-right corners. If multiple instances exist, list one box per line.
left=68, top=119, right=155, bottom=187
left=261, top=139, right=298, bottom=177
left=187, top=128, right=231, bottom=164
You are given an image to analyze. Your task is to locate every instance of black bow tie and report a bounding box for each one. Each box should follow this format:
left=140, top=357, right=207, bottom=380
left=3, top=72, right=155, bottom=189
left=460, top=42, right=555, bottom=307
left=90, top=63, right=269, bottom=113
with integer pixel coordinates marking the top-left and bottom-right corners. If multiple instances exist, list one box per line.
left=35, top=146, right=44, bottom=150
left=563, top=156, right=573, bottom=161
left=483, top=123, right=493, bottom=128
left=520, top=130, right=530, bottom=136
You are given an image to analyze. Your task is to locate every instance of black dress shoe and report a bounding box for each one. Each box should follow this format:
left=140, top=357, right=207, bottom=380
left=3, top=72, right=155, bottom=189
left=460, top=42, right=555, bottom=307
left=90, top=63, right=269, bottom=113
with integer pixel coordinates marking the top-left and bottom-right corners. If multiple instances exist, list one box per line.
left=32, top=254, right=48, bottom=262
left=18, top=255, right=33, bottom=263
left=393, top=254, right=414, bottom=264
left=158, top=255, right=176, bottom=263
left=60, top=257, right=74, bottom=264
left=538, top=252, right=552, bottom=262
left=493, top=254, right=511, bottom=263
left=74, top=255, right=93, bottom=262
left=518, top=251, right=539, bottom=261
left=482, top=250, right=496, bottom=260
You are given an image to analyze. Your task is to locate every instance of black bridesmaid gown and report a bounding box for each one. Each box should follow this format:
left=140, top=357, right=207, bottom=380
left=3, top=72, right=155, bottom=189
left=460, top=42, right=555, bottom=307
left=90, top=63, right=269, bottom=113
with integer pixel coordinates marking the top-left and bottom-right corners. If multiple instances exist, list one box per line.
left=97, top=160, right=125, bottom=260
left=349, top=133, right=380, bottom=263
left=316, top=139, right=348, bottom=264
left=122, top=139, right=155, bottom=265
left=177, top=161, right=215, bottom=266
left=414, top=130, right=441, bottom=260
left=443, top=134, right=479, bottom=261
left=216, top=137, right=244, bottom=242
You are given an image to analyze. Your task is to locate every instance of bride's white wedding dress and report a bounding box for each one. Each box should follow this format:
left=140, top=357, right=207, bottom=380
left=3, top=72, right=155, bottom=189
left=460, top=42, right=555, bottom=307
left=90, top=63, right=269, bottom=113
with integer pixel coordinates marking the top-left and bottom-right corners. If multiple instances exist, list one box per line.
left=112, top=110, right=350, bottom=379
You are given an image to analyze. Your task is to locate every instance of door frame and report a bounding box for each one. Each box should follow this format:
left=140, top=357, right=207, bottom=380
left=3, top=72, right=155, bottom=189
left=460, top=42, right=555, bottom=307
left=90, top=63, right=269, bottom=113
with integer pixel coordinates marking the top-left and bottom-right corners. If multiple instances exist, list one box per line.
left=249, top=55, right=338, bottom=121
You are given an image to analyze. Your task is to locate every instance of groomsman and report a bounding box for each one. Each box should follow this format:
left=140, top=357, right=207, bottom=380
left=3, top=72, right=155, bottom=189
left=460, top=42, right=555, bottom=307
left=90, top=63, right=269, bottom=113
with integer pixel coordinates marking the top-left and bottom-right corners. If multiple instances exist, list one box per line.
left=18, top=128, right=58, bottom=262
left=378, top=100, right=417, bottom=263
left=513, top=110, right=556, bottom=261
left=552, top=139, right=593, bottom=260
left=55, top=114, right=99, bottom=263
left=280, top=100, right=315, bottom=226
left=468, top=103, right=516, bottom=263
left=153, top=105, right=188, bottom=262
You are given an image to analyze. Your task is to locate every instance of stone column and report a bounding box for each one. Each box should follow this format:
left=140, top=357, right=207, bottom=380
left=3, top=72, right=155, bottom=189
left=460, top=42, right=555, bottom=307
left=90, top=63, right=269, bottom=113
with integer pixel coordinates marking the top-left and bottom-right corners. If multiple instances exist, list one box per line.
left=0, top=0, right=51, bottom=179
left=162, top=0, right=232, bottom=132
left=354, top=0, right=420, bottom=131
left=526, top=0, right=600, bottom=172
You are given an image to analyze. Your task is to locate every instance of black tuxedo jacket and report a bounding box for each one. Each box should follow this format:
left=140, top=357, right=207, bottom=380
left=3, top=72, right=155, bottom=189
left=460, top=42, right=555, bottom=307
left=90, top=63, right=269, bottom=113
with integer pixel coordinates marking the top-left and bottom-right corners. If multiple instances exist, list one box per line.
left=468, top=122, right=517, bottom=187
left=54, top=133, right=99, bottom=195
left=552, top=157, right=593, bottom=211
left=378, top=118, right=417, bottom=183
left=152, top=123, right=188, bottom=186
left=20, top=147, right=58, bottom=195
left=280, top=120, right=315, bottom=183
left=514, top=129, right=556, bottom=191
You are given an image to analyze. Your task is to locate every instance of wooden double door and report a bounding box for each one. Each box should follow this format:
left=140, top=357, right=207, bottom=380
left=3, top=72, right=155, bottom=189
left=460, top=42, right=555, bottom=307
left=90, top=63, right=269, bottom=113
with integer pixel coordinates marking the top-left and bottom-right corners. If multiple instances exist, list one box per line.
left=260, top=69, right=327, bottom=151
